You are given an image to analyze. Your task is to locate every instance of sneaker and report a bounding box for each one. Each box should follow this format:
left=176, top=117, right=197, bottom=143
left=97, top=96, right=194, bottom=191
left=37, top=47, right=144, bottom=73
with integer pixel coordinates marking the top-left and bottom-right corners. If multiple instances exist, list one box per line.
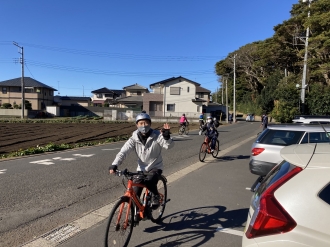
left=151, top=195, right=160, bottom=209
left=211, top=149, right=214, bottom=153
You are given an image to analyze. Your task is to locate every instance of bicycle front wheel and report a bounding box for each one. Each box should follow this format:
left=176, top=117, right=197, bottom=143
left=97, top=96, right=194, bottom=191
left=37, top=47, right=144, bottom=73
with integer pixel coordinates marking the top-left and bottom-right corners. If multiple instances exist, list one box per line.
left=199, top=142, right=207, bottom=162
left=184, top=126, right=189, bottom=135
left=212, top=140, right=220, bottom=158
left=105, top=197, right=134, bottom=247
left=178, top=126, right=183, bottom=135
left=148, top=175, right=167, bottom=223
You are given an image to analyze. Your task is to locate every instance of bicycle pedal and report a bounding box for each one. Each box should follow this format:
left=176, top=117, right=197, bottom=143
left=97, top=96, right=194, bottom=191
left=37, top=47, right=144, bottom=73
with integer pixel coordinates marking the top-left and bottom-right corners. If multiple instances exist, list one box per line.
left=166, top=198, right=171, bottom=203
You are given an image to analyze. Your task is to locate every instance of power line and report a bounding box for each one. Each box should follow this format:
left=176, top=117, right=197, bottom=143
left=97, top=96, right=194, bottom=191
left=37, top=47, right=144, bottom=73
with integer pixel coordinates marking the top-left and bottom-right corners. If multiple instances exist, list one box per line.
left=0, top=41, right=225, bottom=62
left=21, top=59, right=215, bottom=77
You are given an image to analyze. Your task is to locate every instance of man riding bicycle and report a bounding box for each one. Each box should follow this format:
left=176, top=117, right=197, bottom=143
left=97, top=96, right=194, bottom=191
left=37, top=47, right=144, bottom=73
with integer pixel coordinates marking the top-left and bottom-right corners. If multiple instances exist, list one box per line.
left=179, top=113, right=189, bottom=128
left=200, top=115, right=219, bottom=153
left=109, top=113, right=174, bottom=209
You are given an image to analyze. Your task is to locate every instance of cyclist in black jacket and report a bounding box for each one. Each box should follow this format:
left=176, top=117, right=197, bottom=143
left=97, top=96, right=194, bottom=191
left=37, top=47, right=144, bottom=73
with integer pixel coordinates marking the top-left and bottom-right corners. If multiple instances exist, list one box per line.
left=201, top=115, right=219, bottom=152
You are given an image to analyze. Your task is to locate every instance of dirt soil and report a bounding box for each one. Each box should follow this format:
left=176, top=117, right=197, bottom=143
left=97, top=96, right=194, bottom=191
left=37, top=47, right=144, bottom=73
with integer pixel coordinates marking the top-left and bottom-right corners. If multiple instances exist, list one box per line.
left=0, top=122, right=199, bottom=155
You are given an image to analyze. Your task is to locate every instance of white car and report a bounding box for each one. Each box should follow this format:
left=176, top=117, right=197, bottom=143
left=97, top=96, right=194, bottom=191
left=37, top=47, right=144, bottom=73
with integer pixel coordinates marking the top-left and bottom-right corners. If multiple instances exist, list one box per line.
left=292, top=117, right=330, bottom=124
left=246, top=114, right=255, bottom=122
left=243, top=143, right=330, bottom=247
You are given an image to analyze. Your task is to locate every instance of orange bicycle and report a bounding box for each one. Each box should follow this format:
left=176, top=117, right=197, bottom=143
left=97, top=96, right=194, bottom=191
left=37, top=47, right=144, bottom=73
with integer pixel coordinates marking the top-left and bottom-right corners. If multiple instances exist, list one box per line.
left=199, top=135, right=219, bottom=162
left=105, top=169, right=168, bottom=247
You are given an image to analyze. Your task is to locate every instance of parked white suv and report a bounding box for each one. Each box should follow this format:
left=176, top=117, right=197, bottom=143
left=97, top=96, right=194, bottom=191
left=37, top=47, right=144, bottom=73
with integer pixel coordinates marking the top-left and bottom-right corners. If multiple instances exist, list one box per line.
left=250, top=124, right=330, bottom=176
left=243, top=143, right=330, bottom=247
left=292, top=117, right=330, bottom=124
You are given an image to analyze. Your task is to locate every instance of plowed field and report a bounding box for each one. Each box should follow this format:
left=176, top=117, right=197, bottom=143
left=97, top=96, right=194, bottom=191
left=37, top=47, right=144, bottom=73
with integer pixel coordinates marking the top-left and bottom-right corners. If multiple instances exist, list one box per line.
left=0, top=122, right=198, bottom=155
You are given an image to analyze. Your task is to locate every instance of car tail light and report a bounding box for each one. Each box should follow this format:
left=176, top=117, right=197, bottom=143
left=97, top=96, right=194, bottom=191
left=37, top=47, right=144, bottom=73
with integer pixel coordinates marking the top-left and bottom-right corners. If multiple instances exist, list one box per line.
left=245, top=166, right=302, bottom=239
left=251, top=148, right=265, bottom=156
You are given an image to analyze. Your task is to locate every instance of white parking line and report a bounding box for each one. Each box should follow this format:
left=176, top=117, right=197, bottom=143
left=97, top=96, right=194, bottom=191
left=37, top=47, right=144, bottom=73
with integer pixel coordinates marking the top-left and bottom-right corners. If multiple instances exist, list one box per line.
left=216, top=227, right=243, bottom=236
left=102, top=148, right=121, bottom=151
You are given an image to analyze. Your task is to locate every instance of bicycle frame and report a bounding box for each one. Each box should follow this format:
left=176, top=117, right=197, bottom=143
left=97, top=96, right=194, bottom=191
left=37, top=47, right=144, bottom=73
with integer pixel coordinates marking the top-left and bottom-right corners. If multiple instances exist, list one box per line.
left=204, top=136, right=211, bottom=153
left=117, top=179, right=149, bottom=229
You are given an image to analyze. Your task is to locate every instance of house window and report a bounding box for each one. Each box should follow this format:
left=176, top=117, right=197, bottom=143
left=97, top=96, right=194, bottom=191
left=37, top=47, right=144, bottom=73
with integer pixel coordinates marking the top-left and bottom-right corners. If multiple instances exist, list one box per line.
left=170, top=87, right=180, bottom=95
left=97, top=94, right=102, bottom=98
left=197, top=106, right=200, bottom=112
left=25, top=88, right=34, bottom=93
left=197, top=93, right=204, bottom=98
left=150, top=103, right=157, bottom=111
left=187, top=87, right=190, bottom=93
left=137, top=91, right=141, bottom=96
left=10, top=87, right=20, bottom=92
left=2, top=87, right=7, bottom=94
left=167, top=104, right=175, bottom=111
left=104, top=94, right=113, bottom=98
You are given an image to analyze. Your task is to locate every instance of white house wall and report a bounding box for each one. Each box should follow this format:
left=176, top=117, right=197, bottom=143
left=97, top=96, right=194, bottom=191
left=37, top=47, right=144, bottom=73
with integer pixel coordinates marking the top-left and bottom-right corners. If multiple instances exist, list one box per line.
left=164, top=79, right=198, bottom=117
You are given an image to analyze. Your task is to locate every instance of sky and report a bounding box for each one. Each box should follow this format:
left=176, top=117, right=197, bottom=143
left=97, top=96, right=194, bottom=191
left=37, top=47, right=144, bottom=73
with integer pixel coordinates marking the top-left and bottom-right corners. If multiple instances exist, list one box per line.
left=1, top=0, right=299, bottom=97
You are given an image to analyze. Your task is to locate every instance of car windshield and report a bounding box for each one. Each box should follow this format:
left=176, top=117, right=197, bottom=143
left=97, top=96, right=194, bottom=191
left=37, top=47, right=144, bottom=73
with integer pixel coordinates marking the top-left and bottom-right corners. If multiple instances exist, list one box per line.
left=256, top=129, right=304, bottom=146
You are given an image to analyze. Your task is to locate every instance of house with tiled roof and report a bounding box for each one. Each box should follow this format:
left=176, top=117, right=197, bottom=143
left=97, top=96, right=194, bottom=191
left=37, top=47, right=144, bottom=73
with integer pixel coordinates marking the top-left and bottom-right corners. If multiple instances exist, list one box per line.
left=0, top=77, right=57, bottom=110
left=146, top=76, right=213, bottom=117
left=116, top=83, right=149, bottom=110
left=90, top=87, right=125, bottom=106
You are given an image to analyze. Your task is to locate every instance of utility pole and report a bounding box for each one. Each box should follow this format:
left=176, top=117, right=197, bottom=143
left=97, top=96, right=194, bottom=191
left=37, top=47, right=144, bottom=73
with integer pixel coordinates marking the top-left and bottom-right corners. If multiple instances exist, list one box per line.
left=82, top=85, right=84, bottom=97
left=226, top=77, right=228, bottom=123
left=233, top=54, right=237, bottom=123
left=13, top=42, right=25, bottom=119
left=301, top=0, right=312, bottom=114
left=221, top=81, right=224, bottom=104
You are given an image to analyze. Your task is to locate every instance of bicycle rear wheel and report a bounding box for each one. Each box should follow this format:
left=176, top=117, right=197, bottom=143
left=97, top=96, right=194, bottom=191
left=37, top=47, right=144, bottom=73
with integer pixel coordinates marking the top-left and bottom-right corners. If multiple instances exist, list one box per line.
left=105, top=196, right=134, bottom=247
left=148, top=175, right=167, bottom=223
left=212, top=140, right=220, bottom=158
left=199, top=142, right=207, bottom=162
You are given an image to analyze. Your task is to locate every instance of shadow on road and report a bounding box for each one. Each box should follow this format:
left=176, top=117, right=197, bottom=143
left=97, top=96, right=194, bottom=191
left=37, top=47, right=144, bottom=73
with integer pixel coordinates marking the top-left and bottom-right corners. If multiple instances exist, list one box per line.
left=216, top=155, right=250, bottom=162
left=136, top=206, right=248, bottom=247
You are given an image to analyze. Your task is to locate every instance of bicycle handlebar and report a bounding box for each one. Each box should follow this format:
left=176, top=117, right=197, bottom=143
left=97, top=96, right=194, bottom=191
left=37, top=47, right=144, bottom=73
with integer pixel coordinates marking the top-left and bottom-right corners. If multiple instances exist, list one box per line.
left=115, top=169, right=149, bottom=178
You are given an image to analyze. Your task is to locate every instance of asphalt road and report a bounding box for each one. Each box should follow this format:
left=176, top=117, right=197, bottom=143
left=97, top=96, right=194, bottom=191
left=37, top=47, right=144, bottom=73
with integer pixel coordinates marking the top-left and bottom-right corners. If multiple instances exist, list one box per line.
left=0, top=121, right=261, bottom=247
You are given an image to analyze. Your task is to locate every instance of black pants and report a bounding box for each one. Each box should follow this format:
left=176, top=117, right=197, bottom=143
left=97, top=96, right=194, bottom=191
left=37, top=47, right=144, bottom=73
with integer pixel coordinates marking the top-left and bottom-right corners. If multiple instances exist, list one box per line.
left=133, top=169, right=162, bottom=197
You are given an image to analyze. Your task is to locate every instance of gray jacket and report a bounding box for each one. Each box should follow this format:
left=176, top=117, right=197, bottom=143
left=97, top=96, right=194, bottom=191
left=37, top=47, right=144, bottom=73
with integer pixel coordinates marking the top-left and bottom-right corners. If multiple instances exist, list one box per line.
left=112, top=128, right=174, bottom=172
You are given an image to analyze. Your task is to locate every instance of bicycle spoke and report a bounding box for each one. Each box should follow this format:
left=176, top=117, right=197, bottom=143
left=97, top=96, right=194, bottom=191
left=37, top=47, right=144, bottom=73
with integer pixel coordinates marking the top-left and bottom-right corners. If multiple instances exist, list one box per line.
left=105, top=198, right=134, bottom=247
left=148, top=176, right=167, bottom=223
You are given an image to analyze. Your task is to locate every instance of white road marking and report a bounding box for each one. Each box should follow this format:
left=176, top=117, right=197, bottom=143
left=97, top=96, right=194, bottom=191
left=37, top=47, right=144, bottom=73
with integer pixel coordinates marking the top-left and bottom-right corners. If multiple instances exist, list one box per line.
left=173, top=136, right=185, bottom=139
left=72, top=154, right=95, bottom=157
left=216, top=227, right=243, bottom=236
left=245, top=187, right=251, bottom=191
left=0, top=169, right=7, bottom=174
left=60, top=158, right=76, bottom=161
left=52, top=157, right=62, bottom=160
left=30, top=159, right=55, bottom=165
left=102, top=148, right=120, bottom=151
